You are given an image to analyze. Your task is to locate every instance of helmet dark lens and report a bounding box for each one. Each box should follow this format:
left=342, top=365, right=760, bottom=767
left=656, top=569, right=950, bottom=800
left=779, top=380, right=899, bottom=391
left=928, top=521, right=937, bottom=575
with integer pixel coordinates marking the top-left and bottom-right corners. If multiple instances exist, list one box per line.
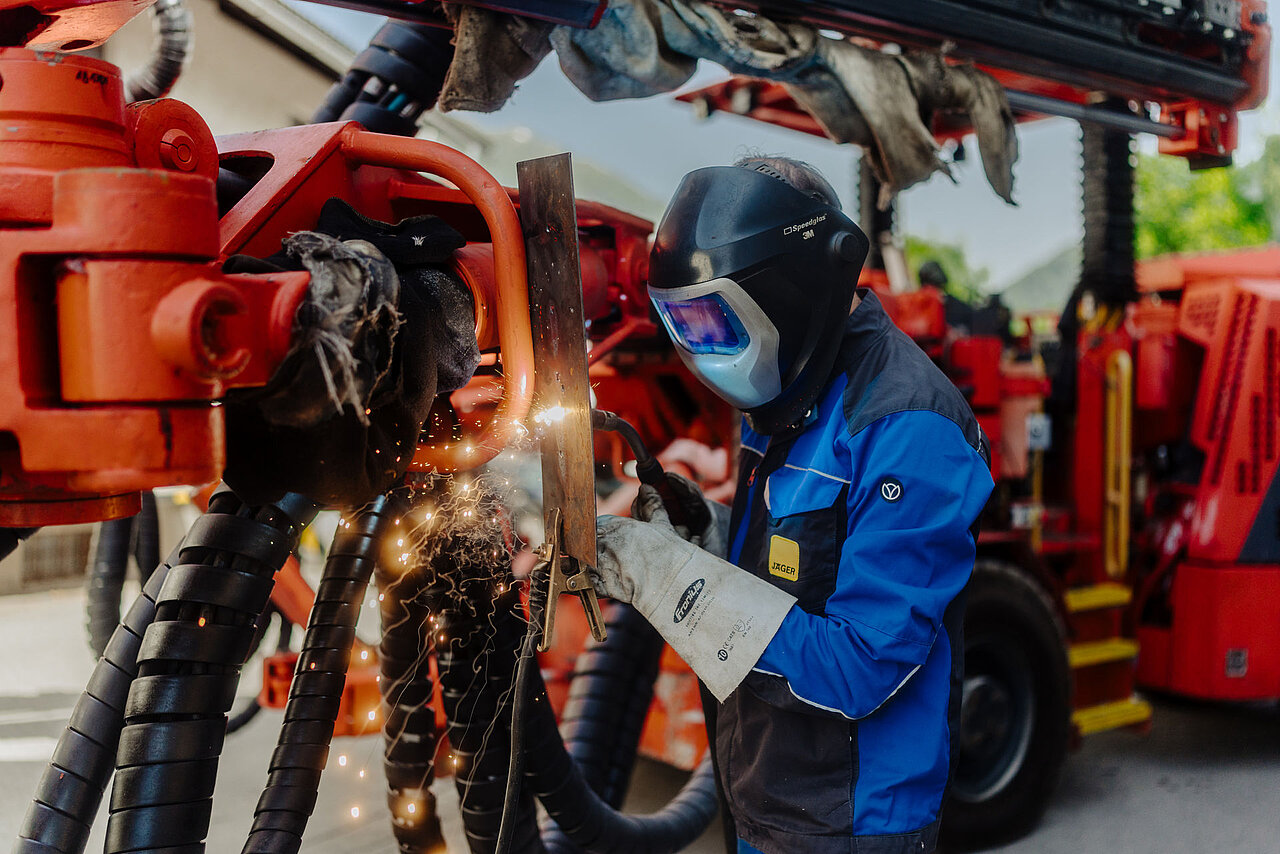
left=653, top=294, right=749, bottom=355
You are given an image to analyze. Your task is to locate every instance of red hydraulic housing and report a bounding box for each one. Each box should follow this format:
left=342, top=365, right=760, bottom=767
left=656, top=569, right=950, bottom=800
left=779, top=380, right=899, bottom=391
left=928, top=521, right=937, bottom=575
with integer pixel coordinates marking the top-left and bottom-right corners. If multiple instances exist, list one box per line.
left=0, top=49, right=309, bottom=525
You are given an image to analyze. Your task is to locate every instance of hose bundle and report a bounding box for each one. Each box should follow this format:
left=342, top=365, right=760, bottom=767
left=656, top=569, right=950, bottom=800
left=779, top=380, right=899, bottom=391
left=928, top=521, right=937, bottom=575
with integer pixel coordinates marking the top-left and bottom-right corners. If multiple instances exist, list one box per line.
left=17, top=488, right=317, bottom=854
left=103, top=489, right=319, bottom=854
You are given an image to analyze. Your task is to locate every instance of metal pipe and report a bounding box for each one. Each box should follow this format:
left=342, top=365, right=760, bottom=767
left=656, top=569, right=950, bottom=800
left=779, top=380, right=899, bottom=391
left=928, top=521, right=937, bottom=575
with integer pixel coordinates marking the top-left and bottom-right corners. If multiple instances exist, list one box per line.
left=1005, top=90, right=1182, bottom=139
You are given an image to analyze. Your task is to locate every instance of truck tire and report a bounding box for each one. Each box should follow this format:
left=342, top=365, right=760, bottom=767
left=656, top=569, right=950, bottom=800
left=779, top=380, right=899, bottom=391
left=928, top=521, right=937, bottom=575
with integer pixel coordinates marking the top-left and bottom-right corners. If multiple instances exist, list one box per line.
left=942, top=559, right=1071, bottom=850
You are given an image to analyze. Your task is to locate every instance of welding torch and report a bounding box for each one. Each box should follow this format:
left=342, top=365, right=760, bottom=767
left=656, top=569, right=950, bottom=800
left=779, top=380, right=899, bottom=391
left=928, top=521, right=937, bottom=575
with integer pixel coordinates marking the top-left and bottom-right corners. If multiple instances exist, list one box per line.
left=590, top=409, right=713, bottom=534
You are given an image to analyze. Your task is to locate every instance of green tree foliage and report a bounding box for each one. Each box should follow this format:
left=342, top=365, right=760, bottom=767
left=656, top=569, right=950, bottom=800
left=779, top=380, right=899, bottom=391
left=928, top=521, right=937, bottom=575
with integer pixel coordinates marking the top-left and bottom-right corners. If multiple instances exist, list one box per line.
left=1135, top=147, right=1272, bottom=258
left=903, top=235, right=989, bottom=305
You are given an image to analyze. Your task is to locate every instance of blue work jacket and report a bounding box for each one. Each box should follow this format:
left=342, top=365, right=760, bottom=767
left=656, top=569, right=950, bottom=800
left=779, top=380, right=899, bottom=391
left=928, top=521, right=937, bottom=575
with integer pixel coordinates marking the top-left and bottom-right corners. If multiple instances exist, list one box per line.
left=721, top=291, right=994, bottom=854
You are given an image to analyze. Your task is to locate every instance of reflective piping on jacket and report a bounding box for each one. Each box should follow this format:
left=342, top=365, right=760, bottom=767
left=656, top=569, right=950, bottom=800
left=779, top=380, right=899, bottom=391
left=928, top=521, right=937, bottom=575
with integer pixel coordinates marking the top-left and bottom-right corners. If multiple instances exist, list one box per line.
left=750, top=663, right=925, bottom=721
left=781, top=463, right=850, bottom=484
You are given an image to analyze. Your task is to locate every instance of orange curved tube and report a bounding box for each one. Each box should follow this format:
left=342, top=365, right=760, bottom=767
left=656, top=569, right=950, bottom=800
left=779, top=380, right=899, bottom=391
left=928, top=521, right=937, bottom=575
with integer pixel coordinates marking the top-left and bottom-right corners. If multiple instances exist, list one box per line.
left=338, top=127, right=534, bottom=473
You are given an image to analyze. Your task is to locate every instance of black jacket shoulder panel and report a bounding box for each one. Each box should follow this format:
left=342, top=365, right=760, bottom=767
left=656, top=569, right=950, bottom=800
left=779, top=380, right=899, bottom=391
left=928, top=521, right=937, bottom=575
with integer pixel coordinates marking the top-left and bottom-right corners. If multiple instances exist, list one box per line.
left=836, top=292, right=986, bottom=460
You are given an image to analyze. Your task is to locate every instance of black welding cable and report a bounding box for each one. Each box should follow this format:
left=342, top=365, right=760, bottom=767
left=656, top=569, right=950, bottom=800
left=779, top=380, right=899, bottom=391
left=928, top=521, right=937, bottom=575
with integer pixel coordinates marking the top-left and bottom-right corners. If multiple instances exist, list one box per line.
left=242, top=493, right=401, bottom=854
left=539, top=603, right=666, bottom=854
left=493, top=570, right=545, bottom=854
left=481, top=575, right=717, bottom=854
left=103, top=488, right=319, bottom=854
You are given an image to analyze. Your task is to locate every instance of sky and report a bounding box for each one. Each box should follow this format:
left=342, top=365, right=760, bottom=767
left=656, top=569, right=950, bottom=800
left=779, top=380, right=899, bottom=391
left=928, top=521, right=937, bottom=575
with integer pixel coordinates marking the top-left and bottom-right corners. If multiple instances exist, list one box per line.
left=286, top=2, right=1280, bottom=290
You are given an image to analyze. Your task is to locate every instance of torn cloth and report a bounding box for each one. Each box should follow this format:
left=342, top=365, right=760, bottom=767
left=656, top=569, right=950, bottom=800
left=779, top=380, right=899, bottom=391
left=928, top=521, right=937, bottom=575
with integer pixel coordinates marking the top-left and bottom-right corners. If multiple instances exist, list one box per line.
left=438, top=0, right=1018, bottom=204
left=222, top=199, right=479, bottom=508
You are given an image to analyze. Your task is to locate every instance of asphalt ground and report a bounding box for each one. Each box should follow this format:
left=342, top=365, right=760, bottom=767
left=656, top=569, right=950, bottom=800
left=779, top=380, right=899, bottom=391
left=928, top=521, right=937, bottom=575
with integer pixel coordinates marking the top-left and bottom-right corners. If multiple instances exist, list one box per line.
left=3, top=586, right=1279, bottom=854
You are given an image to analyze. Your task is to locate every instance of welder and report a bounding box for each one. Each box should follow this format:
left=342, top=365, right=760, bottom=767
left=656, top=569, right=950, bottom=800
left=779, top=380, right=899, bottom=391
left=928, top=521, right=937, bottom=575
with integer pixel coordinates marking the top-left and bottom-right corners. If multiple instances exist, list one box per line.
left=591, top=158, right=994, bottom=854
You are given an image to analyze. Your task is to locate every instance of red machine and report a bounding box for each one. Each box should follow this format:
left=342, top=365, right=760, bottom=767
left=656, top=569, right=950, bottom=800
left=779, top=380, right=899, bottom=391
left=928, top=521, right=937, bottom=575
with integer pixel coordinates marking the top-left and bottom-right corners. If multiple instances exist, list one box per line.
left=4, top=0, right=1278, bottom=850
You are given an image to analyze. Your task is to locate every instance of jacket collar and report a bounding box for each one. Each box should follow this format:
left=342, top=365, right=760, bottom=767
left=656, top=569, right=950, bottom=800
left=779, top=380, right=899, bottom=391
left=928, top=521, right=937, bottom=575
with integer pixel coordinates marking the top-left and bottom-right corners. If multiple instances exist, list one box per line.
left=836, top=288, right=893, bottom=367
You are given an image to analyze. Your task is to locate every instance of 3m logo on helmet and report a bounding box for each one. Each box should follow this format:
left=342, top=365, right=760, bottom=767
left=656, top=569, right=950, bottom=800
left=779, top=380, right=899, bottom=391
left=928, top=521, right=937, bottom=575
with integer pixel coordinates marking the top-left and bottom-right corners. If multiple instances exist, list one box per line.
left=674, top=578, right=705, bottom=623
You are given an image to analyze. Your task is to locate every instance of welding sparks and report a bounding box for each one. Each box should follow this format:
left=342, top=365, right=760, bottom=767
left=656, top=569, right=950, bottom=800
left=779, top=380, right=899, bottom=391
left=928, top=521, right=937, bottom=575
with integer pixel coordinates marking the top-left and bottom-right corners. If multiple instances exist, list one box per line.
left=533, top=405, right=568, bottom=425
left=350, top=807, right=360, bottom=819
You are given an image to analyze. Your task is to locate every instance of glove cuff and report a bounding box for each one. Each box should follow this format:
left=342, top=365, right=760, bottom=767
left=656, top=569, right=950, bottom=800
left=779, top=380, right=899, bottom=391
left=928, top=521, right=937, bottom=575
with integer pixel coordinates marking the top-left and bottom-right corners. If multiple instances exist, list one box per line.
left=645, top=547, right=795, bottom=703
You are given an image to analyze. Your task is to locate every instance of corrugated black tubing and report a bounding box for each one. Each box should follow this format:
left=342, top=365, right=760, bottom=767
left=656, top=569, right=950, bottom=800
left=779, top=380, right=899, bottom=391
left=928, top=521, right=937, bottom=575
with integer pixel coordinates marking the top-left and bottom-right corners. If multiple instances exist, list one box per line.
left=242, top=493, right=401, bottom=854
left=374, top=529, right=450, bottom=854
left=311, top=21, right=454, bottom=136
left=101, top=487, right=319, bottom=854
left=16, top=488, right=316, bottom=854
left=87, top=492, right=160, bottom=658
left=432, top=538, right=541, bottom=854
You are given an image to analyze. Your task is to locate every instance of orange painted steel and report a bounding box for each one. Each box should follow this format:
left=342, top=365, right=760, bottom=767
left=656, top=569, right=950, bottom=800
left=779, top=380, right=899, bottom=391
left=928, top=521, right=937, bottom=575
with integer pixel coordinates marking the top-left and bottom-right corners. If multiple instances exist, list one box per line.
left=0, top=48, right=309, bottom=525
left=339, top=127, right=534, bottom=473
left=216, top=123, right=535, bottom=475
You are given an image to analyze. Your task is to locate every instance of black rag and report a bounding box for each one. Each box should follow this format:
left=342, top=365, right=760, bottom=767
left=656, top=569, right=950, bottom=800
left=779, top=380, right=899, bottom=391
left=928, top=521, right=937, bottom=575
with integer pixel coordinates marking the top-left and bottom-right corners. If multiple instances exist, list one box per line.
left=222, top=198, right=479, bottom=508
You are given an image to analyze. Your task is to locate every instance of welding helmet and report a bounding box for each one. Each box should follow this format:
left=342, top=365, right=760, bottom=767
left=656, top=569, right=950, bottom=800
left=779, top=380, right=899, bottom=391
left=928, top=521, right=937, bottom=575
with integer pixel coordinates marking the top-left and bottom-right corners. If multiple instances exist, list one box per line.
left=648, top=165, right=869, bottom=434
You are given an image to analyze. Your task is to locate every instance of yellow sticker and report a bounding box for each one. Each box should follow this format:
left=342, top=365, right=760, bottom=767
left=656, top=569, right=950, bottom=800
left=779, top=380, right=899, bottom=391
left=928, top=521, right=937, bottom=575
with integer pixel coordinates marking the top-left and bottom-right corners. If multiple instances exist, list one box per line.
left=768, top=535, right=799, bottom=581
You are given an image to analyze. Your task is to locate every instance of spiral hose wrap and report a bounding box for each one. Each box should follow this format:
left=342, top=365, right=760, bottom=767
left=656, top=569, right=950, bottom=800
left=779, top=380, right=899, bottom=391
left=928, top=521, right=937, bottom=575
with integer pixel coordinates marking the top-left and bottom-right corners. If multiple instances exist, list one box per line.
left=243, top=494, right=401, bottom=854
left=375, top=540, right=450, bottom=854
left=103, top=488, right=319, bottom=854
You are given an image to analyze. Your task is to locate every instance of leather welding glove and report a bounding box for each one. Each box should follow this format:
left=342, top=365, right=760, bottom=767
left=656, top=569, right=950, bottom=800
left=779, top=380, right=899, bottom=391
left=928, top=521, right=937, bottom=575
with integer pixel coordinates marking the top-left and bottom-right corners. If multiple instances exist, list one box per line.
left=631, top=474, right=732, bottom=559
left=594, top=492, right=796, bottom=702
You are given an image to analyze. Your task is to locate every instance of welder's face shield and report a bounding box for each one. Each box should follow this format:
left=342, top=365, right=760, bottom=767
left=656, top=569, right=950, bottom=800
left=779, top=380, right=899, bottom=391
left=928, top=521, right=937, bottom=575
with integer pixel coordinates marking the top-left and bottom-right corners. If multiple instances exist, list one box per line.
left=650, top=277, right=782, bottom=410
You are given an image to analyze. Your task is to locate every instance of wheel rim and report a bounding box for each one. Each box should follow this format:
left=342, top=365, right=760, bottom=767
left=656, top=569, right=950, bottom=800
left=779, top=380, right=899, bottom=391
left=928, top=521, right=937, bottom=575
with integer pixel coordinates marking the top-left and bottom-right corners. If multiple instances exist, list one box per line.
left=952, top=638, right=1036, bottom=803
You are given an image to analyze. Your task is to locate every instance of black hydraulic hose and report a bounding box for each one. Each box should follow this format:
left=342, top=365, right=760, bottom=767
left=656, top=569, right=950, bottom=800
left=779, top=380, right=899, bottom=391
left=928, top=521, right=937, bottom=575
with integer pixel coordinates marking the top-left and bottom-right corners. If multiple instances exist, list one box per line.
left=17, top=489, right=314, bottom=854
left=102, top=488, right=319, bottom=854
left=124, top=0, right=192, bottom=103
left=86, top=516, right=133, bottom=658
left=242, top=493, right=400, bottom=854
left=562, top=604, right=665, bottom=804
left=539, top=603, right=666, bottom=854
left=1, top=526, right=38, bottom=563
left=87, top=493, right=160, bottom=658
left=375, top=538, right=449, bottom=854
left=487, top=570, right=717, bottom=854
left=226, top=605, right=294, bottom=735
left=133, top=491, right=160, bottom=588
left=521, top=612, right=720, bottom=854
left=432, top=531, right=542, bottom=854
left=15, top=551, right=176, bottom=854
left=311, top=21, right=454, bottom=136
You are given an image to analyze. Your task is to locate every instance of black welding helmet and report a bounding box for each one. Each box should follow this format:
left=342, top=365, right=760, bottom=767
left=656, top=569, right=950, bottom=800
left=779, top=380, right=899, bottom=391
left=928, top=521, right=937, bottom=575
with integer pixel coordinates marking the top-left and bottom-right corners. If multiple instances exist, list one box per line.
left=648, top=164, right=869, bottom=434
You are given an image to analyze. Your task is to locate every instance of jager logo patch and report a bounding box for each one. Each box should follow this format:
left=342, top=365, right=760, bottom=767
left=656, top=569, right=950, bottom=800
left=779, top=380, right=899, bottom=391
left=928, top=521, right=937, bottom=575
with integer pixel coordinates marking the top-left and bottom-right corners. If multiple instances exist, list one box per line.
left=880, top=477, right=903, bottom=503
left=768, top=535, right=799, bottom=581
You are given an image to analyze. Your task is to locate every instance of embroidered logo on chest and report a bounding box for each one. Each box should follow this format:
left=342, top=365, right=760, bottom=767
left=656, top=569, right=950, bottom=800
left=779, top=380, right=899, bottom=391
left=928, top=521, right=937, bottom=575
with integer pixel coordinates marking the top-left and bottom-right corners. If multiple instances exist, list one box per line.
left=768, top=535, right=800, bottom=581
left=880, top=477, right=903, bottom=503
